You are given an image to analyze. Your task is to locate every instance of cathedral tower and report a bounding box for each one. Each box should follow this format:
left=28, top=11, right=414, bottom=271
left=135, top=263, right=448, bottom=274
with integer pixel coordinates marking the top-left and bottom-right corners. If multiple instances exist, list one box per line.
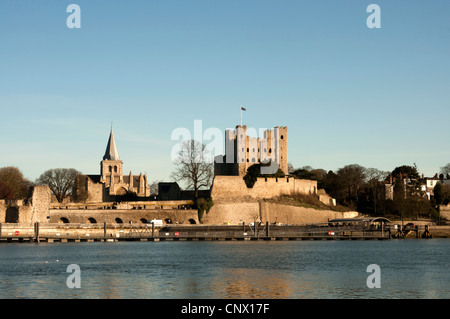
left=100, top=127, right=123, bottom=187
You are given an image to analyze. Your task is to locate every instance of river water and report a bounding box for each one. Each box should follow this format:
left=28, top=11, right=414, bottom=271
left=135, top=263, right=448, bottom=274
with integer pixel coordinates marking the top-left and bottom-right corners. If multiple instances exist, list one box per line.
left=0, top=239, right=448, bottom=299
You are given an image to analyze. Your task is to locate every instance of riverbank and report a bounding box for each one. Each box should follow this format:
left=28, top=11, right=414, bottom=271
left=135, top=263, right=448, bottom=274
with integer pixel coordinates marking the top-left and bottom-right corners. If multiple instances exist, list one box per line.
left=1, top=222, right=449, bottom=243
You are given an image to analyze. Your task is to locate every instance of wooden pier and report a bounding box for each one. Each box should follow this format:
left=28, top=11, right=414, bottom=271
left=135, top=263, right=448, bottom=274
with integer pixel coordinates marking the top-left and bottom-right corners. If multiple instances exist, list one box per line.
left=0, top=221, right=394, bottom=243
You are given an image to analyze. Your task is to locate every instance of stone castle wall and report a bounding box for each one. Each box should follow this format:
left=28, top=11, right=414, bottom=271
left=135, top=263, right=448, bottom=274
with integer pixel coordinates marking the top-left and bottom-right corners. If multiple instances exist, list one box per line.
left=49, top=208, right=199, bottom=224
left=441, top=205, right=450, bottom=220
left=0, top=186, right=51, bottom=224
left=1, top=185, right=199, bottom=225
left=202, top=201, right=358, bottom=225
left=211, top=176, right=317, bottom=202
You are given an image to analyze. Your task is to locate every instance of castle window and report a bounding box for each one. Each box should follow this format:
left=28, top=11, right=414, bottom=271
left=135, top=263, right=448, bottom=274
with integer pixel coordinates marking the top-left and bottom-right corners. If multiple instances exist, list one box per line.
left=247, top=158, right=249, bottom=162
left=281, top=135, right=284, bottom=139
left=252, top=158, right=256, bottom=163
left=252, top=148, right=255, bottom=152
left=269, top=148, right=272, bottom=154
left=109, top=166, right=112, bottom=172
left=114, top=166, right=117, bottom=173
left=247, top=148, right=249, bottom=152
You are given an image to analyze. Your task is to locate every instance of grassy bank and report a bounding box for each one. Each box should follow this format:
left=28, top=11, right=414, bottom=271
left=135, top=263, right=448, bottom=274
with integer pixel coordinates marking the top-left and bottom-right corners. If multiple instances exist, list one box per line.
left=265, top=193, right=350, bottom=213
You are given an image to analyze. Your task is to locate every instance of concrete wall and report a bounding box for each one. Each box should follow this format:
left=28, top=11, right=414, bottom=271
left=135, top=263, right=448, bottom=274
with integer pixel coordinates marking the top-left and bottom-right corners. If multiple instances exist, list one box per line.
left=202, top=201, right=359, bottom=225
left=211, top=176, right=317, bottom=202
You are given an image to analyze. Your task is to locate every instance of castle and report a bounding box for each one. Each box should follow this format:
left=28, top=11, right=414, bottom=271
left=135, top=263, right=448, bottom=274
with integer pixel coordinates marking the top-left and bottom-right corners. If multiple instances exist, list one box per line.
left=78, top=128, right=150, bottom=202
left=214, top=125, right=288, bottom=176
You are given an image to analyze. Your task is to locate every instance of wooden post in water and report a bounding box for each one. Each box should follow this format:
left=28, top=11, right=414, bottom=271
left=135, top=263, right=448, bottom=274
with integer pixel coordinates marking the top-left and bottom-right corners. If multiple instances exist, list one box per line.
left=266, top=221, right=269, bottom=237
left=152, top=222, right=155, bottom=238
left=34, top=222, right=40, bottom=242
left=104, top=222, right=107, bottom=240
left=0, top=223, right=2, bottom=238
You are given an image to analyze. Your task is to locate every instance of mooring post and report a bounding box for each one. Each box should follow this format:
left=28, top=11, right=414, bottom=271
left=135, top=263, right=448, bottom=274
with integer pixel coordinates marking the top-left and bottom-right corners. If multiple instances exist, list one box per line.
left=0, top=223, right=2, bottom=238
left=152, top=222, right=155, bottom=238
left=104, top=222, right=107, bottom=240
left=266, top=221, right=269, bottom=237
left=34, top=222, right=40, bottom=242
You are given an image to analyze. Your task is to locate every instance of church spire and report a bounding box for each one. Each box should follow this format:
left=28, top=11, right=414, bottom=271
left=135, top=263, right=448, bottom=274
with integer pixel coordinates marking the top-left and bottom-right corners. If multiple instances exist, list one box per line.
left=103, top=127, right=120, bottom=161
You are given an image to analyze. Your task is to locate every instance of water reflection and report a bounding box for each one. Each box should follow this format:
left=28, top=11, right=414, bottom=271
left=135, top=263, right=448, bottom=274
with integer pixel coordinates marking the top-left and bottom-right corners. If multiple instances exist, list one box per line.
left=211, top=268, right=293, bottom=298
left=0, top=240, right=448, bottom=299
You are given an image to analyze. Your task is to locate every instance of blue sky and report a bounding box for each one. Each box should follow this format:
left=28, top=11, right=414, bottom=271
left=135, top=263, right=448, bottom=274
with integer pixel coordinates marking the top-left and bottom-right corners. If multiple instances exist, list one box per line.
left=1, top=0, right=449, bottom=183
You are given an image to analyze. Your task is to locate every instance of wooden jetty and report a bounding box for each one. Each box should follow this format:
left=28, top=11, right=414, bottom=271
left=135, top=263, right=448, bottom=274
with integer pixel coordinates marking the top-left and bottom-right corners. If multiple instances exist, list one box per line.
left=0, top=218, right=395, bottom=243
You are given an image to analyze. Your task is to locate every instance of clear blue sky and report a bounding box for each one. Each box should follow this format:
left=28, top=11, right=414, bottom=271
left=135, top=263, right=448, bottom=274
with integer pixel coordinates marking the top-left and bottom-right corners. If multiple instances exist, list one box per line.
left=1, top=0, right=449, bottom=183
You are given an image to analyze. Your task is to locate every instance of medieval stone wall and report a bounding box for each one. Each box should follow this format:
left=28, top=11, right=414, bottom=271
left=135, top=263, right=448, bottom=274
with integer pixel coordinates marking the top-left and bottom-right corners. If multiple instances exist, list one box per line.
left=210, top=176, right=317, bottom=202
left=49, top=208, right=199, bottom=224
left=441, top=205, right=450, bottom=220
left=202, top=201, right=358, bottom=225
left=0, top=200, right=6, bottom=223
left=0, top=186, right=51, bottom=224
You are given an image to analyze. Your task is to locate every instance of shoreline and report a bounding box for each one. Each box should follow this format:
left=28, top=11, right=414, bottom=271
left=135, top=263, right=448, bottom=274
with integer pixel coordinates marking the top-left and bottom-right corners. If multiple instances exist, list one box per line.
left=1, top=223, right=449, bottom=242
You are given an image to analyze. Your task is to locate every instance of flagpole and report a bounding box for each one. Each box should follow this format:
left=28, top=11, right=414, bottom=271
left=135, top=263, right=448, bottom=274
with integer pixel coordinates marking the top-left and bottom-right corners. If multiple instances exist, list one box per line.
left=240, top=105, right=242, bottom=126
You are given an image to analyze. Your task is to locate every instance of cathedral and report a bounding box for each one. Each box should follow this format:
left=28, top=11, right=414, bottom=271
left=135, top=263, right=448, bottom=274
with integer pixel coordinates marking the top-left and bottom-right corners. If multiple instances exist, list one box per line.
left=78, top=128, right=150, bottom=202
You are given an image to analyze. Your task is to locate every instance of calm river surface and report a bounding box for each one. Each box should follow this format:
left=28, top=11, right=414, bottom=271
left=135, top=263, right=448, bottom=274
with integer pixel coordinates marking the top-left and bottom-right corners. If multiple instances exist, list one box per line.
left=0, top=239, right=448, bottom=299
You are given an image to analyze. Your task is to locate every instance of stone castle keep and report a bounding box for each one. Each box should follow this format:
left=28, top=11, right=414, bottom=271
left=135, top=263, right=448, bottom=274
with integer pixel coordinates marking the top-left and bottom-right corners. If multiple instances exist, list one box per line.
left=214, top=125, right=288, bottom=176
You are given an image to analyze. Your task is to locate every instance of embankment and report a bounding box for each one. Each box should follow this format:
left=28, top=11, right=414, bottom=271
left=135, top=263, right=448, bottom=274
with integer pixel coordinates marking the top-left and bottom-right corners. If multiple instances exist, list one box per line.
left=202, top=201, right=358, bottom=225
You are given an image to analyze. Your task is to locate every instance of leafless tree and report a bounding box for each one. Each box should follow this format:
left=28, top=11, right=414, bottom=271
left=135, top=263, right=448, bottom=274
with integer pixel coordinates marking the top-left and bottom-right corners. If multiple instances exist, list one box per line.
left=365, top=168, right=389, bottom=215
left=0, top=166, right=33, bottom=199
left=149, top=180, right=161, bottom=196
left=440, top=163, right=450, bottom=179
left=35, top=168, right=81, bottom=203
left=170, top=139, right=214, bottom=201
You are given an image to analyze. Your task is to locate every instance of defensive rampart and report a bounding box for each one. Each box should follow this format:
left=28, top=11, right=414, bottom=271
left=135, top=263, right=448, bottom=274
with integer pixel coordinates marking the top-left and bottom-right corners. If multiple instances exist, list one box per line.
left=0, top=186, right=51, bottom=224
left=0, top=186, right=199, bottom=225
left=210, top=176, right=318, bottom=202
left=49, top=208, right=199, bottom=224
left=202, top=201, right=358, bottom=225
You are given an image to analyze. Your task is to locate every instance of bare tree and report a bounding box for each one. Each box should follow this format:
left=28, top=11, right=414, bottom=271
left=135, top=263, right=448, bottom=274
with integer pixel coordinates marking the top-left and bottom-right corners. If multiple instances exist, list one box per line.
left=35, top=168, right=80, bottom=203
left=440, top=163, right=450, bottom=179
left=170, top=140, right=214, bottom=202
left=149, top=180, right=161, bottom=196
left=365, top=168, right=389, bottom=215
left=0, top=166, right=32, bottom=199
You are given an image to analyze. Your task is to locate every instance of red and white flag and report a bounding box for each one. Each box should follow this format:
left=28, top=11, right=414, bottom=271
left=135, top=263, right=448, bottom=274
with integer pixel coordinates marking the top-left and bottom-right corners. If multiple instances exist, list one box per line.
left=241, top=106, right=246, bottom=111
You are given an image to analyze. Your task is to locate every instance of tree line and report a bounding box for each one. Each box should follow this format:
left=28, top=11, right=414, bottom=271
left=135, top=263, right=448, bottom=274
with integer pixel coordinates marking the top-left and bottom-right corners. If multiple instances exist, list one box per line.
left=289, top=163, right=450, bottom=222
left=0, top=166, right=86, bottom=203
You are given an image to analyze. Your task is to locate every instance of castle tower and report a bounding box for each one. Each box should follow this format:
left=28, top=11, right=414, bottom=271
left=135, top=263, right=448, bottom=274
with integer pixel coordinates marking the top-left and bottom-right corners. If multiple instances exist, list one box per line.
left=100, top=127, right=123, bottom=187
left=216, top=124, right=288, bottom=176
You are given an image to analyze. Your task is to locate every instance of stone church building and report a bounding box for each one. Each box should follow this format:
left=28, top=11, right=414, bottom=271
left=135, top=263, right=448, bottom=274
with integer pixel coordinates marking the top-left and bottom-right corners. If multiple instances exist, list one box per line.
left=78, top=128, right=150, bottom=202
